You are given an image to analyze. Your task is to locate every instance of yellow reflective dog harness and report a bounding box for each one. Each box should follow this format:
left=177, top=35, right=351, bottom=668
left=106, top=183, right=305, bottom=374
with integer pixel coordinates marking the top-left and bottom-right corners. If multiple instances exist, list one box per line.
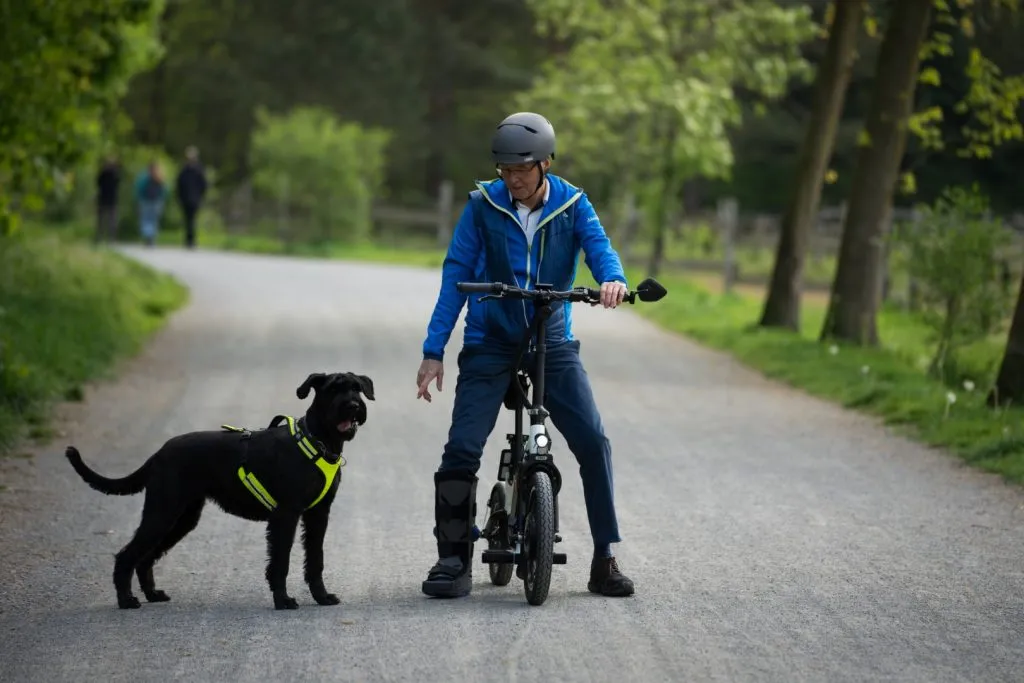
left=221, top=415, right=346, bottom=512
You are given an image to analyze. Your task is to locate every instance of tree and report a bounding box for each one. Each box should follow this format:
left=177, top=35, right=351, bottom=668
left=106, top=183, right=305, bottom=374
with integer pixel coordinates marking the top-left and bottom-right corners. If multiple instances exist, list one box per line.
left=989, top=268, right=1024, bottom=408
left=249, top=107, right=391, bottom=244
left=120, top=0, right=546, bottom=202
left=0, top=0, right=165, bottom=234
left=819, top=0, right=934, bottom=345
left=515, top=0, right=818, bottom=275
left=889, top=186, right=1013, bottom=382
left=759, top=0, right=868, bottom=331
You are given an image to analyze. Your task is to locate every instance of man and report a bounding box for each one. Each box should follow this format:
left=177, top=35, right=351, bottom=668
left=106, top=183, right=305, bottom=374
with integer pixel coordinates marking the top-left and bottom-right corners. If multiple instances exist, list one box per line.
left=416, top=111, right=634, bottom=599
left=95, top=156, right=121, bottom=244
left=175, top=146, right=208, bottom=249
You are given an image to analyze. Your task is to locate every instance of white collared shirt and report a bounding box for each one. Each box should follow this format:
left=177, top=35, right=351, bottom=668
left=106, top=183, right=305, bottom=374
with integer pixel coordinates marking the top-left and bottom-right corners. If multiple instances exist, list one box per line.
left=510, top=180, right=550, bottom=249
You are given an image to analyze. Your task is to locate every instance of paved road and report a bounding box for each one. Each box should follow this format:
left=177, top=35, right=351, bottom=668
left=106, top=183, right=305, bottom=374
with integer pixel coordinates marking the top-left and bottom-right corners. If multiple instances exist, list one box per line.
left=1, top=246, right=1023, bottom=683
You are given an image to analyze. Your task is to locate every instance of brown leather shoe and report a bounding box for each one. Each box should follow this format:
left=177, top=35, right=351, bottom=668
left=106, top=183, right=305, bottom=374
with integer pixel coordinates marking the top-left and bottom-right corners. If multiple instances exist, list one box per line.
left=588, top=557, right=635, bottom=597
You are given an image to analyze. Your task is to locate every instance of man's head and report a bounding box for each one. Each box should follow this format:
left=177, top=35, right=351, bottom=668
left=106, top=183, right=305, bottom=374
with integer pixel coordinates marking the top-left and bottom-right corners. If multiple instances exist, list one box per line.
left=296, top=372, right=375, bottom=448
left=491, top=112, right=555, bottom=203
left=185, top=146, right=199, bottom=163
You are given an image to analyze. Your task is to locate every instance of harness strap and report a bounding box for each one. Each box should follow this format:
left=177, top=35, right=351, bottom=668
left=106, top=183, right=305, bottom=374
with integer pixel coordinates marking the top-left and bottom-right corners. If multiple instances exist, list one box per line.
left=221, top=416, right=346, bottom=512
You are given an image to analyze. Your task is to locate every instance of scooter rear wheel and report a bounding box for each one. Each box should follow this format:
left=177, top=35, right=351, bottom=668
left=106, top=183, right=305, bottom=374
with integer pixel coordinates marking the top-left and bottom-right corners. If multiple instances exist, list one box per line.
left=486, top=483, right=514, bottom=586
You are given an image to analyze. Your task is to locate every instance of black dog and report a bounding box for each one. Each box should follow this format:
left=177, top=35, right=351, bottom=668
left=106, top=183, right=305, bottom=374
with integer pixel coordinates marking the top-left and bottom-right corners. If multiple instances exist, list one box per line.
left=65, top=371, right=374, bottom=610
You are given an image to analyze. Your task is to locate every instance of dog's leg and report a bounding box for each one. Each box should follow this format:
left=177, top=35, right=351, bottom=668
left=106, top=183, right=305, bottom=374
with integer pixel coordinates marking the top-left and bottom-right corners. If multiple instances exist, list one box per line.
left=301, top=503, right=340, bottom=606
left=114, top=491, right=182, bottom=609
left=266, top=512, right=302, bottom=610
left=136, top=500, right=205, bottom=603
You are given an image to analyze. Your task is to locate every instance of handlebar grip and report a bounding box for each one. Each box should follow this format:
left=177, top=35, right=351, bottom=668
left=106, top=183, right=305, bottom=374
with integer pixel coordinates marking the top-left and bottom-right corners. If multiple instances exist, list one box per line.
left=456, top=282, right=502, bottom=294
left=581, top=286, right=637, bottom=304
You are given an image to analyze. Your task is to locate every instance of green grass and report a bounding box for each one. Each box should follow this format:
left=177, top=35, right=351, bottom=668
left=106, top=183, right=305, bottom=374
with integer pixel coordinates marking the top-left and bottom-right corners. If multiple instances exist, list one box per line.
left=195, top=232, right=448, bottom=269
left=0, top=232, right=189, bottom=456
left=621, top=270, right=1024, bottom=484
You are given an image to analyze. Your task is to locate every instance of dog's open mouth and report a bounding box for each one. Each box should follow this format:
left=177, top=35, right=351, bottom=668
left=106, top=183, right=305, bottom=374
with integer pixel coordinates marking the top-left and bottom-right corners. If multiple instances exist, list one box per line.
left=337, top=420, right=355, bottom=434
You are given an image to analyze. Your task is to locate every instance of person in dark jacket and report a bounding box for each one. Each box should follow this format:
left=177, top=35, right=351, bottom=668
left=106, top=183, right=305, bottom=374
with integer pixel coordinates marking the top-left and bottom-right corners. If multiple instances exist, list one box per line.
left=416, top=112, right=635, bottom=600
left=95, top=156, right=121, bottom=244
left=175, top=146, right=208, bottom=249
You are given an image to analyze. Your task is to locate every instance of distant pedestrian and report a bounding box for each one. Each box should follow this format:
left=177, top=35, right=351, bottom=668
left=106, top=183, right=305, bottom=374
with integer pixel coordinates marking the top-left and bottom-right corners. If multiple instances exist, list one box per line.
left=175, top=146, right=208, bottom=249
left=135, top=161, right=167, bottom=247
left=95, top=156, right=120, bottom=244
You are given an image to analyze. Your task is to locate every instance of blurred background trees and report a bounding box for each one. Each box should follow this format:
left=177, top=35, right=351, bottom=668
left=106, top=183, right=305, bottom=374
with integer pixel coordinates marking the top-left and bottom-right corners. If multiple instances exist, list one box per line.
left=5, top=0, right=1024, bottom=402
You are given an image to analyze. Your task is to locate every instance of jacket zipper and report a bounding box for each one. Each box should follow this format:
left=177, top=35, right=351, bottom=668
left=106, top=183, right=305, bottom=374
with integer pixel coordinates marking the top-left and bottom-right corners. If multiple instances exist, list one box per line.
left=474, top=183, right=584, bottom=347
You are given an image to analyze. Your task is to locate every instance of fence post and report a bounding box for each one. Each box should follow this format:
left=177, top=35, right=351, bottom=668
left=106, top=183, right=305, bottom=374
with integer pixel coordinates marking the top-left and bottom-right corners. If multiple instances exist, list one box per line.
left=277, top=173, right=290, bottom=244
left=436, top=180, right=454, bottom=247
left=718, top=197, right=739, bottom=294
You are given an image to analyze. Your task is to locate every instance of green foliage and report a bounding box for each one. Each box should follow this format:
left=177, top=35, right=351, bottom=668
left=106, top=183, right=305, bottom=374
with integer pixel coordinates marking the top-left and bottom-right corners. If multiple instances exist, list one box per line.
left=0, top=231, right=188, bottom=454
left=0, top=0, right=166, bottom=235
left=905, top=0, right=1024, bottom=177
left=249, top=107, right=391, bottom=243
left=954, top=46, right=1024, bottom=158
left=517, top=0, right=818, bottom=190
left=889, top=185, right=1015, bottom=382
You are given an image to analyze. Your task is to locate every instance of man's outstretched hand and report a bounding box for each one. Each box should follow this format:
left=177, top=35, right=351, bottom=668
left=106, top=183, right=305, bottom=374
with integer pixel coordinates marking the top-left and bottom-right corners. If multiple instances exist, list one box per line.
left=416, top=359, right=444, bottom=402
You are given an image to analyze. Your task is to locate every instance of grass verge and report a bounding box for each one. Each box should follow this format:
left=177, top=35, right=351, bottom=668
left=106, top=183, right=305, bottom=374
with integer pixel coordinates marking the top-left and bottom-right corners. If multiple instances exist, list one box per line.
left=0, top=232, right=189, bottom=457
left=621, top=270, right=1024, bottom=484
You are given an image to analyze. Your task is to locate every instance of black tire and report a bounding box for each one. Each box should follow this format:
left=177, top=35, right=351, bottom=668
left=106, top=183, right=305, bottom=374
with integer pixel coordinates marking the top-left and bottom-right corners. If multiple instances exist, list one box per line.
left=487, top=483, right=514, bottom=586
left=523, top=471, right=555, bottom=606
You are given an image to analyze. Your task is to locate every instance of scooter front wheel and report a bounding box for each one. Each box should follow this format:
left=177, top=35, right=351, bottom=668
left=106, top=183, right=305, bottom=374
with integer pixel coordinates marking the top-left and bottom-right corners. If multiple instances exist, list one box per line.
left=522, top=471, right=554, bottom=606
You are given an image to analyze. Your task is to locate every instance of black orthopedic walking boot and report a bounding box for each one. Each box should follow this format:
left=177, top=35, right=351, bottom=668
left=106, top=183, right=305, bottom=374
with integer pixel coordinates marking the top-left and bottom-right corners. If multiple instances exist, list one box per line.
left=422, top=469, right=478, bottom=598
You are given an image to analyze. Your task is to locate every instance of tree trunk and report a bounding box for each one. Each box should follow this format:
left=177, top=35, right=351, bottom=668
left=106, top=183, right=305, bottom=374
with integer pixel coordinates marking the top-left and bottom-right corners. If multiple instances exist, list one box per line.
left=759, top=0, right=866, bottom=331
left=422, top=1, right=453, bottom=198
left=988, top=267, right=1024, bottom=408
left=647, top=117, right=679, bottom=278
left=819, top=0, right=933, bottom=346
left=423, top=87, right=453, bottom=198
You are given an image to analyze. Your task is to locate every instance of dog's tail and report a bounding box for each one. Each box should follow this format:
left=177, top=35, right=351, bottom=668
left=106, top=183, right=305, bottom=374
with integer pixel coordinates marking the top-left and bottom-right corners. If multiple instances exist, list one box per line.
left=64, top=446, right=150, bottom=496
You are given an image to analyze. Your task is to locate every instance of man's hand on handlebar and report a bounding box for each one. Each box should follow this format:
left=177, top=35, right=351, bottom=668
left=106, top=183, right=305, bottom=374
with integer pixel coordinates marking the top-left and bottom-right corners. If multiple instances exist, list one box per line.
left=596, top=281, right=627, bottom=309
left=416, top=359, right=443, bottom=402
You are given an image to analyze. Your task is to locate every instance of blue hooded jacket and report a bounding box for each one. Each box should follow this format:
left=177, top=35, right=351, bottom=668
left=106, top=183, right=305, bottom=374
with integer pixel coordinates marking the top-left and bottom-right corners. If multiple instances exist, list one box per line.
left=422, top=174, right=627, bottom=361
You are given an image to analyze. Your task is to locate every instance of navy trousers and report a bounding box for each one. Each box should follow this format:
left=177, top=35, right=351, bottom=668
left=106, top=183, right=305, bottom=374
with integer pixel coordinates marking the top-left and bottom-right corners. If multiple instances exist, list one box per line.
left=438, top=340, right=621, bottom=546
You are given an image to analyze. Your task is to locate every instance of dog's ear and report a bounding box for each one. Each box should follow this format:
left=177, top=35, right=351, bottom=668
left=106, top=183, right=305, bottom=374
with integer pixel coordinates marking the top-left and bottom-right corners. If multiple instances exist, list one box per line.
left=296, top=373, right=328, bottom=400
left=355, top=374, right=375, bottom=401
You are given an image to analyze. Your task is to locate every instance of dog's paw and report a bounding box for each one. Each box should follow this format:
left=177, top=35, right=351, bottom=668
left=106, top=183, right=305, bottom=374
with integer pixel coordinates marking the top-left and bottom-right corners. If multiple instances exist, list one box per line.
left=144, top=589, right=171, bottom=603
left=117, top=594, right=142, bottom=609
left=274, top=595, right=299, bottom=610
left=313, top=592, right=340, bottom=606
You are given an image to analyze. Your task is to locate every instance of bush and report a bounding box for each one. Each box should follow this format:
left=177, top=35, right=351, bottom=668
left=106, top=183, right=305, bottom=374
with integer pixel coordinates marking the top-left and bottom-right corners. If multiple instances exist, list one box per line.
left=889, top=185, right=1015, bottom=384
left=0, top=233, right=188, bottom=453
left=249, top=106, right=391, bottom=244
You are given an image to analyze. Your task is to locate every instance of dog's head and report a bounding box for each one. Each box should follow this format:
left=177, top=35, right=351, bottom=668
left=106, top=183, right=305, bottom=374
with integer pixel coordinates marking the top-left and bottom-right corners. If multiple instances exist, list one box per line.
left=296, top=372, right=374, bottom=447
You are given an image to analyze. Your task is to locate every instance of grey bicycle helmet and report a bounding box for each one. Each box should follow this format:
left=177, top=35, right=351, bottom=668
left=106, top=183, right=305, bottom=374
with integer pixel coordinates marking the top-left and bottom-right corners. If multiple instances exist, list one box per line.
left=491, top=112, right=557, bottom=165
